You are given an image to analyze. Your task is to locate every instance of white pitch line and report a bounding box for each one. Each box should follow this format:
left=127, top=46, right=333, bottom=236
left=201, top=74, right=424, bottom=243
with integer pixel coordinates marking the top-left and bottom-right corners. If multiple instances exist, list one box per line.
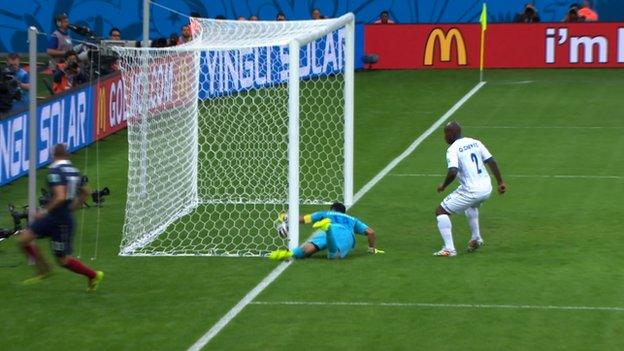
left=187, top=261, right=292, bottom=351
left=463, top=125, right=622, bottom=130
left=354, top=81, right=486, bottom=203
left=390, top=173, right=624, bottom=180
left=187, top=81, right=486, bottom=350
left=251, top=300, right=624, bottom=312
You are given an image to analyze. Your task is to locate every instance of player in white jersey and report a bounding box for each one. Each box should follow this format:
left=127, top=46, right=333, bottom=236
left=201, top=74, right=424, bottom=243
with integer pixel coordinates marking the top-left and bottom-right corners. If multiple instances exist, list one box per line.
left=433, top=121, right=506, bottom=257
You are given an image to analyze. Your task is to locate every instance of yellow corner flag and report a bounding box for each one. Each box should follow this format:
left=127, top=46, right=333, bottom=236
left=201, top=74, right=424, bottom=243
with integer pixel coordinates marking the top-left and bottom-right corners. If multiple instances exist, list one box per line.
left=479, top=2, right=487, bottom=82
left=480, top=3, right=488, bottom=31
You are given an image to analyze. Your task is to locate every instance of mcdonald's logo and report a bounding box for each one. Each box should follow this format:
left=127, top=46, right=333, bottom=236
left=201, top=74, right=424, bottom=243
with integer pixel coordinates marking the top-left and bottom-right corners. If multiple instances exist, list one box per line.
left=97, top=86, right=106, bottom=134
left=424, top=28, right=467, bottom=66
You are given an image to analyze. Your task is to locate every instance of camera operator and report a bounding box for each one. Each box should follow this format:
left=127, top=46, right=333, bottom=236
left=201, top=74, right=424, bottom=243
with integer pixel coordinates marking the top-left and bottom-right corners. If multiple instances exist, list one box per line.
left=5, top=53, right=29, bottom=105
left=47, top=13, right=73, bottom=70
left=52, top=53, right=87, bottom=94
left=0, top=53, right=29, bottom=113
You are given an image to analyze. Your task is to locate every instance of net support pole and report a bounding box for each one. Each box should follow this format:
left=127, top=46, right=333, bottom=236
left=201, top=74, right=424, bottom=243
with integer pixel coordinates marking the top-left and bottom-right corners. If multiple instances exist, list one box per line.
left=28, top=26, right=38, bottom=221
left=142, top=0, right=150, bottom=48
left=343, top=18, right=355, bottom=207
left=287, top=40, right=300, bottom=251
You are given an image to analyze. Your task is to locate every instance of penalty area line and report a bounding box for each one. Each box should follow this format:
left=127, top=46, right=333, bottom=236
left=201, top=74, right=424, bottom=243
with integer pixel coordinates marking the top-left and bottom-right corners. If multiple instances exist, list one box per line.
left=187, top=81, right=486, bottom=350
left=251, top=300, right=624, bottom=312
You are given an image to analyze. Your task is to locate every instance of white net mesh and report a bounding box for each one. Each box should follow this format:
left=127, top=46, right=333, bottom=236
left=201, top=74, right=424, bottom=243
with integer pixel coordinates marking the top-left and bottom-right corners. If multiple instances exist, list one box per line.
left=115, top=16, right=351, bottom=256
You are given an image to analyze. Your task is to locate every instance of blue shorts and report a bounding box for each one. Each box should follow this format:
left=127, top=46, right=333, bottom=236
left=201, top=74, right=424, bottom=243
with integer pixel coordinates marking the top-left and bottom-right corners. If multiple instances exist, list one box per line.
left=326, top=227, right=356, bottom=259
left=29, top=214, right=74, bottom=257
left=308, top=230, right=327, bottom=251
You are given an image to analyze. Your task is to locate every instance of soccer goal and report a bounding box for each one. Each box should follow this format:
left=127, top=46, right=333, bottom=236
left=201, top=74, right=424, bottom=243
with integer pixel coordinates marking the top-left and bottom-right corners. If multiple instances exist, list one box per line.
left=114, top=14, right=354, bottom=256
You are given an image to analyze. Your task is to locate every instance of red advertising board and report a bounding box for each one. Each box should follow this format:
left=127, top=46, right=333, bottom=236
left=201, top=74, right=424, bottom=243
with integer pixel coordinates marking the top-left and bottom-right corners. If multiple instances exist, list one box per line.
left=365, top=23, right=624, bottom=69
left=93, top=72, right=127, bottom=140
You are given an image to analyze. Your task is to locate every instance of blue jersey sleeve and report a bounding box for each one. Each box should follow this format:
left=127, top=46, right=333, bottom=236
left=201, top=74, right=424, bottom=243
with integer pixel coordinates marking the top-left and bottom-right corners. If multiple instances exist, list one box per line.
left=309, top=211, right=330, bottom=223
left=353, top=219, right=369, bottom=235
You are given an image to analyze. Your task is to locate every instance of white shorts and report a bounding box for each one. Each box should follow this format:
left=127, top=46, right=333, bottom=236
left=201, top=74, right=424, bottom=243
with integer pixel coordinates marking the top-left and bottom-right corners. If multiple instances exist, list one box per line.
left=441, top=188, right=491, bottom=214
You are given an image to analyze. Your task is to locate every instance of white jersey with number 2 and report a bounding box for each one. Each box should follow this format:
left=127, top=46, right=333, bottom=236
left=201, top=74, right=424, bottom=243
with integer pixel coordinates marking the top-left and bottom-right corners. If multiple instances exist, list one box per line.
left=446, top=137, right=493, bottom=194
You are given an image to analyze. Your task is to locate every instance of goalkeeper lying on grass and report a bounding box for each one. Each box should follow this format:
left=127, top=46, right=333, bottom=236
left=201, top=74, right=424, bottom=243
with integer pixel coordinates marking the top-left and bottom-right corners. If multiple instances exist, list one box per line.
left=269, top=202, right=383, bottom=260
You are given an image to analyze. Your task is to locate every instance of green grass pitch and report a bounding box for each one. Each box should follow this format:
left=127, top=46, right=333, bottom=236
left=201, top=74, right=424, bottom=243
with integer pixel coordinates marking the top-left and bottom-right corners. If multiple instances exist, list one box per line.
left=1, top=69, right=623, bottom=350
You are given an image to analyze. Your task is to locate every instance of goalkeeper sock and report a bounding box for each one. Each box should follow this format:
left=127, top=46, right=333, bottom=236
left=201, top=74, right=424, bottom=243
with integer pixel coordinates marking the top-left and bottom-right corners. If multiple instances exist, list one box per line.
left=464, top=208, right=481, bottom=241
left=436, top=215, right=455, bottom=252
left=292, top=247, right=306, bottom=259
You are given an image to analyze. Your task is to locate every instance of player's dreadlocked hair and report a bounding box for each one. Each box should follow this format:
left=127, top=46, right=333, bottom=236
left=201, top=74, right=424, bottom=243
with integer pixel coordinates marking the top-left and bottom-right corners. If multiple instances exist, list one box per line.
left=330, top=202, right=346, bottom=213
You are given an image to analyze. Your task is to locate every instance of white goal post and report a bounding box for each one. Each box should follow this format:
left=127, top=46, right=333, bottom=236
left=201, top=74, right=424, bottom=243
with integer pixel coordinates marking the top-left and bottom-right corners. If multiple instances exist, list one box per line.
left=115, top=14, right=354, bottom=256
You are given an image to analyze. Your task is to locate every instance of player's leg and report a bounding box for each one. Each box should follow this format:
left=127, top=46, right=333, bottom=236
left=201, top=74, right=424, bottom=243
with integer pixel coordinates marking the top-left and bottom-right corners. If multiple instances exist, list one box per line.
left=434, top=190, right=473, bottom=256
left=53, top=221, right=102, bottom=290
left=465, top=207, right=484, bottom=252
left=17, top=222, right=51, bottom=277
left=292, top=230, right=326, bottom=259
left=434, top=206, right=456, bottom=256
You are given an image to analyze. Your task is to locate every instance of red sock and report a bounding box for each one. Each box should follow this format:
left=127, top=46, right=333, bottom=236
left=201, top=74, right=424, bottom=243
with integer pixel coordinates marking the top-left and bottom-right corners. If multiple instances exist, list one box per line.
left=23, top=244, right=41, bottom=261
left=62, top=258, right=97, bottom=279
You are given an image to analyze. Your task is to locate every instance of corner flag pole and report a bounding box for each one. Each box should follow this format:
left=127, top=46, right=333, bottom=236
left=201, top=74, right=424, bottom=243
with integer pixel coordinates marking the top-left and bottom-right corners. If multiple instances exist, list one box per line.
left=479, top=2, right=487, bottom=82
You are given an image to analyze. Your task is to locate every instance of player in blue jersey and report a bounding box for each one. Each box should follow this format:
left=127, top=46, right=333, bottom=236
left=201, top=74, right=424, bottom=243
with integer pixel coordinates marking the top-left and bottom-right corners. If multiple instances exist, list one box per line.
left=17, top=144, right=104, bottom=291
left=269, top=202, right=383, bottom=260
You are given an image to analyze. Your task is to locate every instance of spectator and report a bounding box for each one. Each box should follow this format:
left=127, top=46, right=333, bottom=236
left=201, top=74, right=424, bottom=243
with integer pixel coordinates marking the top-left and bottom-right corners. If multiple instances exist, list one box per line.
left=249, top=15, right=259, bottom=21
left=177, top=25, right=192, bottom=45
left=276, top=12, right=286, bottom=21
left=375, top=10, right=395, bottom=24
left=311, top=8, right=322, bottom=20
left=514, top=4, right=541, bottom=23
left=47, top=13, right=73, bottom=70
left=5, top=53, right=30, bottom=102
left=563, top=4, right=584, bottom=22
left=168, top=33, right=179, bottom=47
left=215, top=15, right=226, bottom=20
left=237, top=16, right=246, bottom=21
left=578, top=0, right=598, bottom=21
left=109, top=27, right=121, bottom=40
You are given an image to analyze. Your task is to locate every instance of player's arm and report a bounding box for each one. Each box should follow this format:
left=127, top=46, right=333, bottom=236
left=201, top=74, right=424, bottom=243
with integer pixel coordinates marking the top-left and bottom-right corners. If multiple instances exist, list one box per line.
left=38, top=184, right=67, bottom=219
left=437, top=167, right=458, bottom=193
left=70, top=185, right=89, bottom=211
left=438, top=147, right=458, bottom=193
left=484, top=158, right=507, bottom=194
left=354, top=220, right=384, bottom=254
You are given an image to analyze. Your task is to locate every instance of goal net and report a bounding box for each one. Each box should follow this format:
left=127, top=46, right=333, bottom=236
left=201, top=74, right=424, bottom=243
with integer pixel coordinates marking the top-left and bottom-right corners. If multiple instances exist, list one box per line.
left=115, top=14, right=354, bottom=256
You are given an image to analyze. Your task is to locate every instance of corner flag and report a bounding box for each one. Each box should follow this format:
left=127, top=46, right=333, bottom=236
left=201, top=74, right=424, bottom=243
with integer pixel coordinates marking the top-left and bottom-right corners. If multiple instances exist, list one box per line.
left=479, top=3, right=487, bottom=82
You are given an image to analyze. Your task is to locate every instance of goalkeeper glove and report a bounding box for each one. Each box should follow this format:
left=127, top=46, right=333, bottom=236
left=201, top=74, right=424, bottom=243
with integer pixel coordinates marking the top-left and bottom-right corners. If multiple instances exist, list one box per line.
left=367, top=247, right=385, bottom=254
left=278, top=212, right=288, bottom=223
left=277, top=221, right=289, bottom=239
left=312, top=218, right=331, bottom=231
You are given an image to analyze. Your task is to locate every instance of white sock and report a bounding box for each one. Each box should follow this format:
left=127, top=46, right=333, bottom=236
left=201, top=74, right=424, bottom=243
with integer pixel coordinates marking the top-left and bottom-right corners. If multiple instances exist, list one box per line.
left=436, top=214, right=455, bottom=252
left=465, top=207, right=481, bottom=241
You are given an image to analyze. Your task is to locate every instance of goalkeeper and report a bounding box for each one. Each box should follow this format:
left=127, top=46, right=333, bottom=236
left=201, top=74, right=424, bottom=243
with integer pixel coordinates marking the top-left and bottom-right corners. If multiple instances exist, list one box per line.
left=270, top=202, right=383, bottom=260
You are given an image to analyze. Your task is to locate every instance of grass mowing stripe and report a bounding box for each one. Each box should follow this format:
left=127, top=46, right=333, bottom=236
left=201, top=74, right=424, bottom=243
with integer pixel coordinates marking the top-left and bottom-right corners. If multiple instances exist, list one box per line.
left=390, top=173, right=624, bottom=180
left=353, top=81, right=486, bottom=204
left=187, top=81, right=487, bottom=350
left=250, top=301, right=624, bottom=312
left=187, top=261, right=292, bottom=351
